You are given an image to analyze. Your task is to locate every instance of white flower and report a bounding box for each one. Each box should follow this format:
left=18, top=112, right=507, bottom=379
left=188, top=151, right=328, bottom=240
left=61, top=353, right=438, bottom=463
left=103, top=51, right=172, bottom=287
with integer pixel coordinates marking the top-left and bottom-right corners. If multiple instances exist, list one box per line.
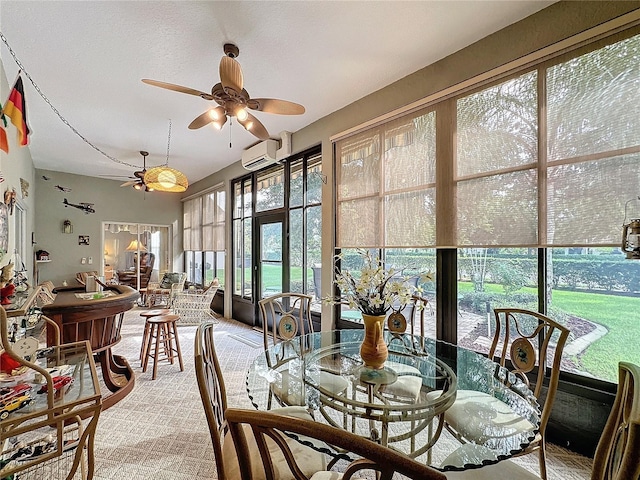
left=324, top=249, right=433, bottom=316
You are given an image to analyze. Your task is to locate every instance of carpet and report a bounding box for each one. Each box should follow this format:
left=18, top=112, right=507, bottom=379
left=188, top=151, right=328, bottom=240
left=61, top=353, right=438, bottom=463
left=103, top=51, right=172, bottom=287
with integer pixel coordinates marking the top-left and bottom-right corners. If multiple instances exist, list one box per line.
left=89, top=308, right=593, bottom=479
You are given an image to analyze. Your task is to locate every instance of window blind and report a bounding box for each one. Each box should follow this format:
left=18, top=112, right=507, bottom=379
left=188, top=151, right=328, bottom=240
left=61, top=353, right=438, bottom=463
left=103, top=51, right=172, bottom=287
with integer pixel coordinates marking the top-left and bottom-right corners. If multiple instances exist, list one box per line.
left=335, top=31, right=640, bottom=249
left=336, top=111, right=437, bottom=248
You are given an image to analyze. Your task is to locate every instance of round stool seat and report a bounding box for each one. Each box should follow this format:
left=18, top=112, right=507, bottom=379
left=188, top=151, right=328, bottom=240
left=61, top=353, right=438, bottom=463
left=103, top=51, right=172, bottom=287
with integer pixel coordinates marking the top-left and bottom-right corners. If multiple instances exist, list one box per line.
left=148, top=314, right=180, bottom=325
left=140, top=309, right=170, bottom=318
left=141, top=314, right=183, bottom=380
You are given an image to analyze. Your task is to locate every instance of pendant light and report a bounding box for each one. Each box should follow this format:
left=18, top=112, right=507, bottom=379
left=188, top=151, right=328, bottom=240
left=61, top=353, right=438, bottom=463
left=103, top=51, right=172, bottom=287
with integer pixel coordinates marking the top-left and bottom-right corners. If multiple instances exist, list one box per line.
left=144, top=120, right=189, bottom=192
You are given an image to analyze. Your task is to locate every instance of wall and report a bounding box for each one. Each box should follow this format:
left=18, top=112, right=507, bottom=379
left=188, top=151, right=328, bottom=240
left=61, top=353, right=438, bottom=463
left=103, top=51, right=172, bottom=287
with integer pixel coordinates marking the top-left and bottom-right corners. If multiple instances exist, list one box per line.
left=186, top=1, right=640, bottom=327
left=0, top=63, right=37, bottom=282
left=35, top=169, right=182, bottom=286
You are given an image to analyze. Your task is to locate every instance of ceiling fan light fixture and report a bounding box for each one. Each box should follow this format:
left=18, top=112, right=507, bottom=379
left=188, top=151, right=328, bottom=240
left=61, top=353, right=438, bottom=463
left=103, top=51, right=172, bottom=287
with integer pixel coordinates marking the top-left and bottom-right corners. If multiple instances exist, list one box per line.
left=133, top=183, right=142, bottom=190
left=235, top=107, right=249, bottom=122
left=144, top=166, right=188, bottom=193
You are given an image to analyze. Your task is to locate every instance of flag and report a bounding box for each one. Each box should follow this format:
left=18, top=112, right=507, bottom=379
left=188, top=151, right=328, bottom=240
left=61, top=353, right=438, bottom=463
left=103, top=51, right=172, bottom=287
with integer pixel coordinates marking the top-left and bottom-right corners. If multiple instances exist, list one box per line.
left=1, top=76, right=30, bottom=147
left=0, top=102, right=7, bottom=154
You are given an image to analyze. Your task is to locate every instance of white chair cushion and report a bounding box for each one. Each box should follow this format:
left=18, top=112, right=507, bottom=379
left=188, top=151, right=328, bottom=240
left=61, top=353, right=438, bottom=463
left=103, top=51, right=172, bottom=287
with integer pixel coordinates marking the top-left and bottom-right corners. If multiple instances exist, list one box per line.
left=443, top=390, right=536, bottom=443
left=382, top=360, right=423, bottom=400
left=443, top=457, right=540, bottom=479
left=223, top=406, right=326, bottom=480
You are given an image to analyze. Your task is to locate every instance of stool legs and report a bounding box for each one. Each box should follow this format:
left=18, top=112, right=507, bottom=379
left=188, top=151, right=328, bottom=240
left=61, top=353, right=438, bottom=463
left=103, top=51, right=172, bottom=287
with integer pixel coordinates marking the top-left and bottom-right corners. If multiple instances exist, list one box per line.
left=141, top=318, right=184, bottom=380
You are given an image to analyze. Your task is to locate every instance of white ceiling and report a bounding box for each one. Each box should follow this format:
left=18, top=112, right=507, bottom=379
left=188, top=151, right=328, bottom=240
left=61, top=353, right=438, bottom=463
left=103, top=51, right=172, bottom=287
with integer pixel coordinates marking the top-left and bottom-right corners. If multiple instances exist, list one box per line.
left=0, top=1, right=554, bottom=186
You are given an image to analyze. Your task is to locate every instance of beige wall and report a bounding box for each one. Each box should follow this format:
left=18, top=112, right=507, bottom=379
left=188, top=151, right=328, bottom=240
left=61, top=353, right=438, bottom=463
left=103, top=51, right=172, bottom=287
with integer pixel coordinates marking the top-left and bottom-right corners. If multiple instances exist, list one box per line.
left=186, top=1, right=640, bottom=325
left=0, top=63, right=37, bottom=282
left=34, top=169, right=182, bottom=286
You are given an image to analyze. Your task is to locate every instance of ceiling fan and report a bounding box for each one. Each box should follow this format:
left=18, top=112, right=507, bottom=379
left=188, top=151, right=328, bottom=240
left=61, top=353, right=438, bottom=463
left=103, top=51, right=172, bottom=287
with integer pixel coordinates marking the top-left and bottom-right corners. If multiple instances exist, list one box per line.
left=142, top=43, right=305, bottom=141
left=118, top=151, right=154, bottom=192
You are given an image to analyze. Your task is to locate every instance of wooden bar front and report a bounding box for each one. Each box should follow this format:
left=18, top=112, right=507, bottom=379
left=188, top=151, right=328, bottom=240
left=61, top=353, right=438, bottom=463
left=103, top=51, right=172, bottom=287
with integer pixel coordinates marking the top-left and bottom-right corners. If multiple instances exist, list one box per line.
left=43, top=284, right=139, bottom=410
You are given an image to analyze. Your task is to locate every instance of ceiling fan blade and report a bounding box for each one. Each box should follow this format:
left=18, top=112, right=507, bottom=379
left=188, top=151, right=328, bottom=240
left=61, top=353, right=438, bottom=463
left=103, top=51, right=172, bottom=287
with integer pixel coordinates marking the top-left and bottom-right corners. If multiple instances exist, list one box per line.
left=219, top=56, right=243, bottom=95
left=247, top=98, right=305, bottom=115
left=188, top=111, right=214, bottom=130
left=239, top=112, right=270, bottom=141
left=120, top=180, right=138, bottom=187
left=142, top=79, right=213, bottom=99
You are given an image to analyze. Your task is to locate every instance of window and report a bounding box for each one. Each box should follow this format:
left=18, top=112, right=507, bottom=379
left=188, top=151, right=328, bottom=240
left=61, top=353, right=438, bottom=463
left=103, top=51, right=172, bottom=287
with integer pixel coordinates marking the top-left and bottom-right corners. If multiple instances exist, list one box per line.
left=334, top=28, right=640, bottom=385
left=183, top=184, right=226, bottom=288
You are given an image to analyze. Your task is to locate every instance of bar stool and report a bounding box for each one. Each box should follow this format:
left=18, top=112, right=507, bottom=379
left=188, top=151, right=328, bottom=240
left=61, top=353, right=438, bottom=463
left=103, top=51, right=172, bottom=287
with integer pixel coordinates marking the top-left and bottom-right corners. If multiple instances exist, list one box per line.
left=142, top=314, right=184, bottom=380
left=139, top=309, right=171, bottom=364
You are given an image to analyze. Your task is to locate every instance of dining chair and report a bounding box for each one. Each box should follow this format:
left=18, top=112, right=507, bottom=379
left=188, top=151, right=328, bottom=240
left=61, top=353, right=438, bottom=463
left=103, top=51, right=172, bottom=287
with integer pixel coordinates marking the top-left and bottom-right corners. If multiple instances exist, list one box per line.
left=194, top=321, right=327, bottom=480
left=226, top=407, right=448, bottom=480
left=259, top=293, right=349, bottom=407
left=441, top=308, right=570, bottom=480
left=383, top=294, right=431, bottom=401
left=443, top=361, right=640, bottom=480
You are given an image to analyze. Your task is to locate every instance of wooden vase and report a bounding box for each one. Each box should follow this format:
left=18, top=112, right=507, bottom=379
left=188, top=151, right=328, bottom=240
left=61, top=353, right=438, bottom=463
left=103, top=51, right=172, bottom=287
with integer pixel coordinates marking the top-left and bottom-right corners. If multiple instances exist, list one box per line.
left=360, top=314, right=388, bottom=369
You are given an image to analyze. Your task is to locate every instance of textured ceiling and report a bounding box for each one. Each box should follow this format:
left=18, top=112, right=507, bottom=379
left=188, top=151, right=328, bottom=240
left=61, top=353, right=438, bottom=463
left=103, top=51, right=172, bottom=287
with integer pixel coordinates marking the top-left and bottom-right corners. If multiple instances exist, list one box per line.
left=0, top=1, right=554, bottom=186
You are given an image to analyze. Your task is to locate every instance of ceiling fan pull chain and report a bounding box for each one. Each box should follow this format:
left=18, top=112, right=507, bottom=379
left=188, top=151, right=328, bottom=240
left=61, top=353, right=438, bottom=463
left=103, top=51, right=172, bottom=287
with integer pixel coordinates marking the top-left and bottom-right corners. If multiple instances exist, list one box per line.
left=165, top=119, right=172, bottom=166
left=229, top=117, right=233, bottom=149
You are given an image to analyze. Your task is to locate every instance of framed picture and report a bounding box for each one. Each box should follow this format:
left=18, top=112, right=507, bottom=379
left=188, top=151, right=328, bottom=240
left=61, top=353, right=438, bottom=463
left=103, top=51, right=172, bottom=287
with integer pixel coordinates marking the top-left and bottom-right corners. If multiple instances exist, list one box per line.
left=78, top=235, right=90, bottom=246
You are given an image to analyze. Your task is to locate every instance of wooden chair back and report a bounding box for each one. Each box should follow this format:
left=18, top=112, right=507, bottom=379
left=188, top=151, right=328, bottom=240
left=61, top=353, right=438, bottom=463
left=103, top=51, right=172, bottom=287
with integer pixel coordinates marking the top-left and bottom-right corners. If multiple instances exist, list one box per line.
left=491, top=308, right=570, bottom=433
left=194, top=321, right=228, bottom=480
left=259, top=293, right=314, bottom=351
left=591, top=361, right=640, bottom=480
left=226, top=407, right=447, bottom=480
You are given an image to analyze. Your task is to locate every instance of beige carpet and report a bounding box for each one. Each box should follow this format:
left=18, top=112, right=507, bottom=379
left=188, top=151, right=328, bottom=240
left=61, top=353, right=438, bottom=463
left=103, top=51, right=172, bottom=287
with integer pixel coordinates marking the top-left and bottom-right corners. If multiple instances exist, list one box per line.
left=90, top=308, right=593, bottom=479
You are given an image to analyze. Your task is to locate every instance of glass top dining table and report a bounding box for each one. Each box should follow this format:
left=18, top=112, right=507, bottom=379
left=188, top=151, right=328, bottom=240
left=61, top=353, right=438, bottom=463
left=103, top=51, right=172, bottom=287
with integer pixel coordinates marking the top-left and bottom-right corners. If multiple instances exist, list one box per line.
left=245, top=329, right=541, bottom=471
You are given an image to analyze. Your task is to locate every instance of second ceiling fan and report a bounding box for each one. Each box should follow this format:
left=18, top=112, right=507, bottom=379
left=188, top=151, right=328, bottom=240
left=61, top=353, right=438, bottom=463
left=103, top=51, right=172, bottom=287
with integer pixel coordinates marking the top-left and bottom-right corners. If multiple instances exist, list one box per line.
left=120, top=151, right=154, bottom=192
left=142, top=43, right=305, bottom=140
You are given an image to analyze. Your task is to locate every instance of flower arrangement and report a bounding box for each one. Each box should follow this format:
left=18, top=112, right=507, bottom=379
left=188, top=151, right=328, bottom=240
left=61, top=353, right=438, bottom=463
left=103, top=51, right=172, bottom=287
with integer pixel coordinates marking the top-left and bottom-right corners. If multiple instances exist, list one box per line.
left=325, top=250, right=432, bottom=316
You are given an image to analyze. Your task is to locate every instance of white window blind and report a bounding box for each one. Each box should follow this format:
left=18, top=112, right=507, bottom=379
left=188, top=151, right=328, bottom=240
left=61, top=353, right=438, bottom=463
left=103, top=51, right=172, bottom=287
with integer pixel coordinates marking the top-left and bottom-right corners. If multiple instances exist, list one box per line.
left=183, top=196, right=202, bottom=251
left=336, top=111, right=437, bottom=248
left=335, top=32, right=640, bottom=249
left=202, top=188, right=226, bottom=251
left=183, top=184, right=226, bottom=252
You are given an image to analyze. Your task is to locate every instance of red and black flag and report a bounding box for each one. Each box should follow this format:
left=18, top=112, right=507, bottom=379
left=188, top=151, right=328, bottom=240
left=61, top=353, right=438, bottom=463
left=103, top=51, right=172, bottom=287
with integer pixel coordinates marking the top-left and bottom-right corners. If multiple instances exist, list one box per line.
left=1, top=75, right=30, bottom=147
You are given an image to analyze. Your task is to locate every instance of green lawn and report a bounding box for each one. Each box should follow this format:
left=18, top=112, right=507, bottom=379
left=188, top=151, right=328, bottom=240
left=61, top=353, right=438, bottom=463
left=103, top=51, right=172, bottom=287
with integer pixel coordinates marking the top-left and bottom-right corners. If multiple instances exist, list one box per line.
left=459, top=282, right=640, bottom=382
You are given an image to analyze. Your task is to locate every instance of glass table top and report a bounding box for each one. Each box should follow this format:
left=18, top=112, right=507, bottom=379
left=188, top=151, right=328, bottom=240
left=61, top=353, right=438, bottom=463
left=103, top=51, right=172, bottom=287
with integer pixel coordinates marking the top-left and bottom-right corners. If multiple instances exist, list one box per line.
left=246, top=329, right=541, bottom=471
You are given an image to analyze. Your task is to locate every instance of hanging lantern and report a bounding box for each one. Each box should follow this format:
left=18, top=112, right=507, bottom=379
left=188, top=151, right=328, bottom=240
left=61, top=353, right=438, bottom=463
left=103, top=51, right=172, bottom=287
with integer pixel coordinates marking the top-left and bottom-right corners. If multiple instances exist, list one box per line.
left=622, top=196, right=640, bottom=260
left=144, top=167, right=188, bottom=192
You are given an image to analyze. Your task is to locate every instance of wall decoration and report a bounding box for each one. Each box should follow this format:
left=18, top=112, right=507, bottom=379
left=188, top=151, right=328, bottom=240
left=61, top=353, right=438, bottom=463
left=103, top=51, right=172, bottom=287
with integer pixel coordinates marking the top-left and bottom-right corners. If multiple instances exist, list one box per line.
left=19, top=178, right=29, bottom=198
left=63, top=219, right=73, bottom=234
left=55, top=185, right=72, bottom=192
left=4, top=188, right=16, bottom=215
left=63, top=198, right=95, bottom=214
left=0, top=202, right=8, bottom=258
left=78, top=235, right=90, bottom=246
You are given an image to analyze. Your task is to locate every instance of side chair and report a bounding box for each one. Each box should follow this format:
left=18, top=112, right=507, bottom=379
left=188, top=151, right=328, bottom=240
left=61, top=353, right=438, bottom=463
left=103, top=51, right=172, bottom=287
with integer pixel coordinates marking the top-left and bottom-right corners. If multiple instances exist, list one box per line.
left=194, top=321, right=327, bottom=480
left=259, top=293, right=349, bottom=407
left=444, top=361, right=640, bottom=480
left=226, top=407, right=448, bottom=480
left=441, top=308, right=570, bottom=480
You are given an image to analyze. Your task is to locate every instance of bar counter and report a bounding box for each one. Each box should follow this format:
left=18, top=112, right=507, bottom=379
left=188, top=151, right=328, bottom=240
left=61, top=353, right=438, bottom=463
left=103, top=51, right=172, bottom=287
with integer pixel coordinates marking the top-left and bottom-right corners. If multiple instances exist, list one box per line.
left=43, top=284, right=139, bottom=410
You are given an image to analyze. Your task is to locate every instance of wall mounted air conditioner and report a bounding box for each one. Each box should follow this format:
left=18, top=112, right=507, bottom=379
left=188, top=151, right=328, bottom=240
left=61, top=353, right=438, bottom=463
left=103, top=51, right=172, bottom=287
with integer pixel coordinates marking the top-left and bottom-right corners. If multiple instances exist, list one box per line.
left=241, top=139, right=278, bottom=170
left=241, top=132, right=292, bottom=171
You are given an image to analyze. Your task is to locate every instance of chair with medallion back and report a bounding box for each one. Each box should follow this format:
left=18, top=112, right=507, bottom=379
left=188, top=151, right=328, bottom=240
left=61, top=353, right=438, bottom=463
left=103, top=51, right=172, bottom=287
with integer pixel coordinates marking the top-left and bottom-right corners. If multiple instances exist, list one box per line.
left=194, top=321, right=327, bottom=480
left=443, top=361, right=640, bottom=480
left=226, top=407, right=448, bottom=480
left=259, top=293, right=349, bottom=408
left=440, top=308, right=570, bottom=480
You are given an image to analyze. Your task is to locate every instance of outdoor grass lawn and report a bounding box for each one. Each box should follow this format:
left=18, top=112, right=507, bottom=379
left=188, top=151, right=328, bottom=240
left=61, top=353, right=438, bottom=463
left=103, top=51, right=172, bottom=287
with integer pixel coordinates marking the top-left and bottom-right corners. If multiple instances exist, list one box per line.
left=459, top=282, right=640, bottom=382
